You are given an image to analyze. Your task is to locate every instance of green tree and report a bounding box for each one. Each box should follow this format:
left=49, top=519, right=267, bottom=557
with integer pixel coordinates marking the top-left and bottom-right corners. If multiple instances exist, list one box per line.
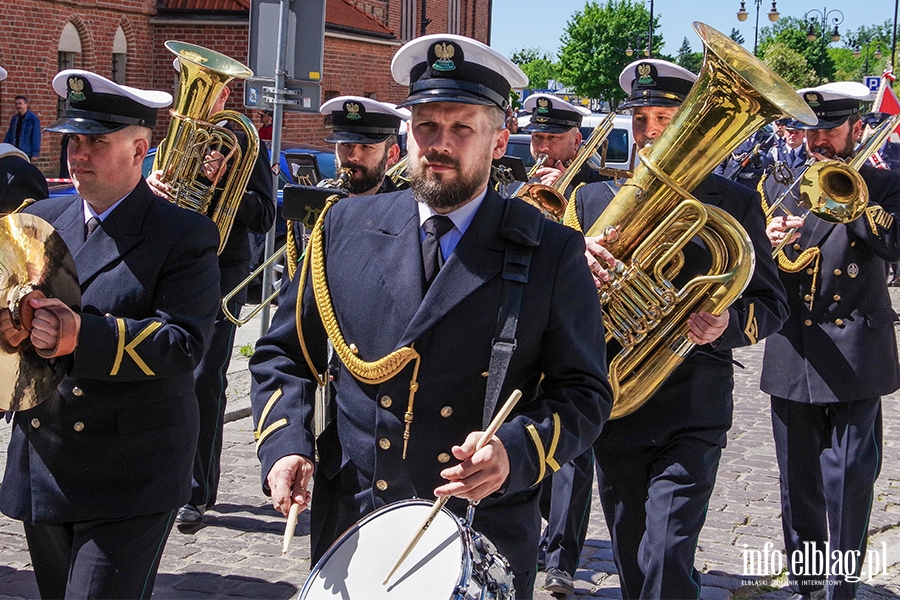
left=557, top=0, right=663, bottom=108
left=509, top=47, right=560, bottom=89
left=676, top=37, right=702, bottom=74
left=762, top=41, right=818, bottom=88
left=841, top=22, right=892, bottom=79
left=730, top=28, right=745, bottom=46
left=758, top=16, right=834, bottom=83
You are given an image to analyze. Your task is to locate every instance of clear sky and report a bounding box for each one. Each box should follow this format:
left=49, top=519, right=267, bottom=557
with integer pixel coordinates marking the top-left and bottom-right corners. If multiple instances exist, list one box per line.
left=489, top=0, right=895, bottom=61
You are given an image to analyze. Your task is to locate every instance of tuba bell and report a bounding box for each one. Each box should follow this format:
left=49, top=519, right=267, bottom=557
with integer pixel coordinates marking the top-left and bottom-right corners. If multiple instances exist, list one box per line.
left=585, top=22, right=817, bottom=419
left=153, top=41, right=260, bottom=255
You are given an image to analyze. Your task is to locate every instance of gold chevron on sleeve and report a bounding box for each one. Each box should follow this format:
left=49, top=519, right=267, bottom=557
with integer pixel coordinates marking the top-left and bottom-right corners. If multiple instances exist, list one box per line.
left=525, top=423, right=547, bottom=486
left=545, top=413, right=562, bottom=472
left=866, top=205, right=894, bottom=236
left=110, top=320, right=163, bottom=376
left=255, top=388, right=289, bottom=451
left=743, top=302, right=758, bottom=345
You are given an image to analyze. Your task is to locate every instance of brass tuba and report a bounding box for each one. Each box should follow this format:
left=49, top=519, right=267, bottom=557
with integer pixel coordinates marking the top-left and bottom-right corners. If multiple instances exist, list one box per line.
left=585, top=22, right=816, bottom=419
left=153, top=41, right=260, bottom=255
left=515, top=112, right=616, bottom=220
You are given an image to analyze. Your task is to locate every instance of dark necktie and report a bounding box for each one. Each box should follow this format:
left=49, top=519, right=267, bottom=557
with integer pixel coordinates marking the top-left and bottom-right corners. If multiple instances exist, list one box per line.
left=85, top=216, right=100, bottom=239
left=422, top=215, right=454, bottom=288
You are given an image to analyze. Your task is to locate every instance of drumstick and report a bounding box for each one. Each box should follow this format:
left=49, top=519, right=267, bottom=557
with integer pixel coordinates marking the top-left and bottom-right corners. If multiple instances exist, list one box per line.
left=382, top=389, right=523, bottom=586
left=282, top=502, right=300, bottom=555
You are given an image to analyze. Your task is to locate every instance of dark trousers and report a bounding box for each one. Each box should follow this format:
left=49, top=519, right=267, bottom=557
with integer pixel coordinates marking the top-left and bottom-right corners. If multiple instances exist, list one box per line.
left=539, top=446, right=594, bottom=574
left=771, top=396, right=882, bottom=600
left=23, top=510, right=175, bottom=599
left=594, top=435, right=722, bottom=600
left=191, top=310, right=239, bottom=509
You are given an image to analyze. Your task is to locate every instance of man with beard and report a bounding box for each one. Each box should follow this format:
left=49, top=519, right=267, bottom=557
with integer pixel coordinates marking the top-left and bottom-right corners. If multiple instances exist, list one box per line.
left=763, top=82, right=900, bottom=600
left=521, top=93, right=607, bottom=197
left=249, top=33, right=611, bottom=599
left=570, top=58, right=788, bottom=599
left=320, top=96, right=407, bottom=195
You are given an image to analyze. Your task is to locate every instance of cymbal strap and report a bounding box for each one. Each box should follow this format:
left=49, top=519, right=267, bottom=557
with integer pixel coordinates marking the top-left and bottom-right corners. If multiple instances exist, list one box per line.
left=34, top=304, right=79, bottom=359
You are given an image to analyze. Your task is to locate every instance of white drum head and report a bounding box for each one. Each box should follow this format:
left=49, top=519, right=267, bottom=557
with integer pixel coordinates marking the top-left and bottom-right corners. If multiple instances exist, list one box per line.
left=300, top=500, right=466, bottom=599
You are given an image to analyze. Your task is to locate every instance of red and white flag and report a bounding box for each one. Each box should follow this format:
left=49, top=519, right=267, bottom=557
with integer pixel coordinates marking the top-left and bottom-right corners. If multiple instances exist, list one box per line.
left=873, top=67, right=900, bottom=135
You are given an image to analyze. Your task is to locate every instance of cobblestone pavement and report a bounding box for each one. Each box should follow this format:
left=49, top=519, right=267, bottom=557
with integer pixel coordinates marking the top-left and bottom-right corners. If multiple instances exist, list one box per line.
left=3, top=294, right=900, bottom=600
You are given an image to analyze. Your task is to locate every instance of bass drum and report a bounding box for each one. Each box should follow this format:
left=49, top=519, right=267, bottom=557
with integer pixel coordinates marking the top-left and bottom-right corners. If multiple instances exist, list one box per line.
left=298, top=499, right=514, bottom=599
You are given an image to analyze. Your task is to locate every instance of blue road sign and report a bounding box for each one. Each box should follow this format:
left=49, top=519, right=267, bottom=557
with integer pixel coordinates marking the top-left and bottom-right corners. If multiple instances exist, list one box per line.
left=865, top=76, right=882, bottom=92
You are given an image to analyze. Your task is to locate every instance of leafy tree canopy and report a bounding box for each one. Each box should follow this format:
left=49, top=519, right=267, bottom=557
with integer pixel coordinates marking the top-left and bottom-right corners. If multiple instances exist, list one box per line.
left=762, top=41, right=819, bottom=88
left=558, top=0, right=663, bottom=108
left=676, top=37, right=702, bottom=74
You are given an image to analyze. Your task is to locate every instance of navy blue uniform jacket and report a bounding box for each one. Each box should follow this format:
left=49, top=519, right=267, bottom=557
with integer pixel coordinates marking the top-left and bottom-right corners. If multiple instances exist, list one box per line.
left=250, top=188, right=611, bottom=573
left=575, top=175, right=788, bottom=446
left=761, top=164, right=900, bottom=403
left=0, top=180, right=221, bottom=523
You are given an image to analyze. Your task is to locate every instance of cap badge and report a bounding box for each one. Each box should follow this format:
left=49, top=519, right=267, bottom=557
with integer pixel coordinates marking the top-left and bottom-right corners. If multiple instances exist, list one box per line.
left=637, top=63, right=653, bottom=85
left=805, top=93, right=821, bottom=108
left=537, top=98, right=551, bottom=114
left=67, top=77, right=86, bottom=102
left=345, top=102, right=362, bottom=120
left=535, top=116, right=549, bottom=123
left=432, top=42, right=457, bottom=72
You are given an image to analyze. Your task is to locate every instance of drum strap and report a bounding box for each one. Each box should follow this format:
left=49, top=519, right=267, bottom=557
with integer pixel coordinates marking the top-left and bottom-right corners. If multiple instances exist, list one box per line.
left=483, top=198, right=544, bottom=429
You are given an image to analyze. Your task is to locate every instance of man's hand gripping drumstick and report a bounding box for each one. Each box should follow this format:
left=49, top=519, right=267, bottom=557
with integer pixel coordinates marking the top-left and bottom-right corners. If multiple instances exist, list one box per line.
left=382, top=389, right=523, bottom=586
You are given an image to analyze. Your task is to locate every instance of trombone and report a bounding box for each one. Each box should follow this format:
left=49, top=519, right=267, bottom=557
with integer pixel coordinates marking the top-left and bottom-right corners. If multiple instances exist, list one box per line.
left=222, top=169, right=352, bottom=325
left=766, top=113, right=900, bottom=257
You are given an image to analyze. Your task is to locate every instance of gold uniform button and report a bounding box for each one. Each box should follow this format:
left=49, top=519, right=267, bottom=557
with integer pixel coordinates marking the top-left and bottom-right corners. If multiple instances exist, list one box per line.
left=850, top=240, right=857, bottom=247
left=804, top=319, right=813, bottom=327
left=438, top=453, right=451, bottom=463
left=804, top=294, right=812, bottom=302
left=833, top=295, right=841, bottom=302
left=30, top=418, right=40, bottom=429
left=376, top=479, right=388, bottom=491
left=806, top=268, right=814, bottom=275
left=835, top=318, right=844, bottom=326
left=349, top=343, right=359, bottom=355
left=834, top=269, right=842, bottom=276
left=440, top=406, right=453, bottom=418
left=72, top=387, right=84, bottom=397
left=793, top=243, right=802, bottom=251
left=378, top=438, right=391, bottom=450
left=73, top=421, right=85, bottom=432
left=380, top=396, right=392, bottom=408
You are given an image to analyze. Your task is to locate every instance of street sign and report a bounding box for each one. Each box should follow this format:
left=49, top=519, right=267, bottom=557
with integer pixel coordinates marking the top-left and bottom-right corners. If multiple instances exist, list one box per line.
left=249, top=0, right=325, bottom=82
left=243, top=77, right=322, bottom=113
left=865, top=76, right=882, bottom=92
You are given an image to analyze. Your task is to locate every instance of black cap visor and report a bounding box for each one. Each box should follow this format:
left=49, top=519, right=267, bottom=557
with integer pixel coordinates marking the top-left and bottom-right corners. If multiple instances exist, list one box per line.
left=45, top=117, right=130, bottom=135
left=325, top=131, right=392, bottom=144
left=522, top=121, right=576, bottom=134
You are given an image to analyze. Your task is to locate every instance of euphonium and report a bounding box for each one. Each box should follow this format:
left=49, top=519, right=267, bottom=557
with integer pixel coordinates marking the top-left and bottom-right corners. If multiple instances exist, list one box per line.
left=586, top=22, right=816, bottom=419
left=515, top=112, right=616, bottom=220
left=154, top=41, right=260, bottom=255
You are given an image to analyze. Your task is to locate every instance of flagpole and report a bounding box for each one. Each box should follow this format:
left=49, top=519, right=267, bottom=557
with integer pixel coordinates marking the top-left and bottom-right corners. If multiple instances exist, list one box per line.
left=893, top=0, right=898, bottom=70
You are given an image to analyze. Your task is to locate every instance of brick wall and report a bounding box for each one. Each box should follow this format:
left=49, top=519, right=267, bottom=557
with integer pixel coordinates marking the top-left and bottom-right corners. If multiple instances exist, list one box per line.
left=0, top=0, right=490, bottom=176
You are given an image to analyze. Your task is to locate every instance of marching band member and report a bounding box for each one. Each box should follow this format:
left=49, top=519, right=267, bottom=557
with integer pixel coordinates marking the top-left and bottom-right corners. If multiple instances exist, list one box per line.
left=0, top=70, right=220, bottom=599
left=249, top=34, right=611, bottom=598
left=573, top=58, right=788, bottom=599
left=522, top=92, right=606, bottom=196
left=762, top=82, right=900, bottom=600
left=768, top=120, right=808, bottom=170
left=320, top=95, right=407, bottom=195
left=147, top=78, right=275, bottom=527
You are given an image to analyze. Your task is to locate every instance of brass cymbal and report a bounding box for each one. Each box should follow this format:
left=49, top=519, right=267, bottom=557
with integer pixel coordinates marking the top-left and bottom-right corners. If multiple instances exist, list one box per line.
left=0, top=213, right=80, bottom=412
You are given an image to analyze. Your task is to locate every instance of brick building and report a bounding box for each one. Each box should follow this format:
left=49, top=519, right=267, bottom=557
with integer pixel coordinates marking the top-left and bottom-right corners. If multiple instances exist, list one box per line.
left=0, top=0, right=491, bottom=175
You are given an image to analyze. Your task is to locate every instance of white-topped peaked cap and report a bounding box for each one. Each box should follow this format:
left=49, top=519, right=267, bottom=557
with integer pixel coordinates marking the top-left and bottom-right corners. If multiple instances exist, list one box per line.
left=46, top=69, right=172, bottom=135
left=618, top=58, right=697, bottom=110
left=521, top=93, right=591, bottom=134
left=789, top=82, right=871, bottom=130
left=391, top=34, right=527, bottom=110
left=320, top=96, right=410, bottom=143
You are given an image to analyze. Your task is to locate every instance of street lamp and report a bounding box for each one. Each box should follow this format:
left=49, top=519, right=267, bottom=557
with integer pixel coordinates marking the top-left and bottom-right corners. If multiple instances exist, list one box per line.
left=850, top=33, right=884, bottom=76
left=647, top=0, right=654, bottom=58
left=736, top=0, right=780, bottom=54
left=804, top=7, right=844, bottom=78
